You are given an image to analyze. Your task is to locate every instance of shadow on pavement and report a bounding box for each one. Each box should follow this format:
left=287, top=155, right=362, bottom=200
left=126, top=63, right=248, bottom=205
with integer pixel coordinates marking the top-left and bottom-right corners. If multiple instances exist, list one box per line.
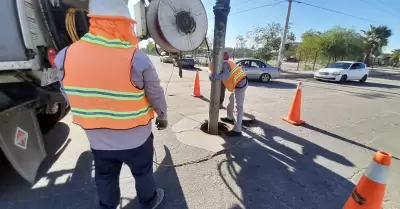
left=344, top=80, right=400, bottom=89
left=195, top=95, right=256, bottom=120
left=219, top=120, right=356, bottom=209
left=370, top=73, right=400, bottom=81
left=182, top=67, right=202, bottom=71
left=122, top=146, right=188, bottom=209
left=0, top=123, right=98, bottom=208
left=302, top=123, right=400, bottom=161
left=0, top=123, right=71, bottom=198
left=306, top=80, right=400, bottom=97
left=248, top=80, right=298, bottom=89
left=0, top=127, right=188, bottom=208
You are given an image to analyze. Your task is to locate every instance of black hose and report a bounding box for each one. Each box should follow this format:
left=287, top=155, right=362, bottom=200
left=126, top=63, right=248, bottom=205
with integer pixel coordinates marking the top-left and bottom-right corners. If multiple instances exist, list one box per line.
left=40, top=0, right=70, bottom=49
left=38, top=0, right=59, bottom=50
left=204, top=37, right=211, bottom=62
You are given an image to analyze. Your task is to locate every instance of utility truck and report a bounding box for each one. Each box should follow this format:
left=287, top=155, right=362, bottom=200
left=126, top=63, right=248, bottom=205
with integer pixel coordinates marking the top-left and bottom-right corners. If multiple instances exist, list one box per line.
left=0, top=0, right=207, bottom=183
left=0, top=0, right=90, bottom=183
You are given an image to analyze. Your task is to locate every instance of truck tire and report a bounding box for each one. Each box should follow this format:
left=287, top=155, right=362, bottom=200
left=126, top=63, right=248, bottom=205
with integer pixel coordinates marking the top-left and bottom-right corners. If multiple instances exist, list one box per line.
left=37, top=102, right=70, bottom=134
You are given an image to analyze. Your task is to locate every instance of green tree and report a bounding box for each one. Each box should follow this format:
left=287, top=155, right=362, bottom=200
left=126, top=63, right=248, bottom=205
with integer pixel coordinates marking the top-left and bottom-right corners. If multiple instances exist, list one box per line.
left=297, top=27, right=364, bottom=69
left=390, top=49, right=400, bottom=64
left=235, top=35, right=248, bottom=58
left=322, top=27, right=364, bottom=61
left=246, top=22, right=295, bottom=61
left=361, top=25, right=392, bottom=64
left=297, top=30, right=322, bottom=69
left=145, top=40, right=156, bottom=54
left=235, top=35, right=247, bottom=49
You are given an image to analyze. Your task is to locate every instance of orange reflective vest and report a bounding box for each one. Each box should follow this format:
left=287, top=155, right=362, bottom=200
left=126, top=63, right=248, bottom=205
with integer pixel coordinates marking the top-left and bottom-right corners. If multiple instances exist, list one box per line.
left=209, top=60, right=247, bottom=92
left=62, top=33, right=154, bottom=130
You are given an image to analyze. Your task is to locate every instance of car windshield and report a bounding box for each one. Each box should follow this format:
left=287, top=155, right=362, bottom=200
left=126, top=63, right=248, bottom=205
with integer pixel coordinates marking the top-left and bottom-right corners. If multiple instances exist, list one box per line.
left=326, top=62, right=351, bottom=69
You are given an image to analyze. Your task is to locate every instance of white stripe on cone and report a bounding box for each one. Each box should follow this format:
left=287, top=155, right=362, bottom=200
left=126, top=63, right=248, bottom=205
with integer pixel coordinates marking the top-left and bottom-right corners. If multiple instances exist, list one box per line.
left=364, top=161, right=389, bottom=184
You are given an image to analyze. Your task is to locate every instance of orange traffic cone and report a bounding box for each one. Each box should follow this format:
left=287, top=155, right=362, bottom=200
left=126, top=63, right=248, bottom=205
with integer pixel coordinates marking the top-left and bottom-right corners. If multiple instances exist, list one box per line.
left=192, top=70, right=201, bottom=97
left=343, top=151, right=392, bottom=209
left=281, top=82, right=305, bottom=125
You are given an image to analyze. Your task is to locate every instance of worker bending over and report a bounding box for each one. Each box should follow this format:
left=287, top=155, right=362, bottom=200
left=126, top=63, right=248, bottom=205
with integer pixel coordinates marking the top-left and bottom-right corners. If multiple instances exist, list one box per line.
left=211, top=52, right=248, bottom=136
left=54, top=0, right=167, bottom=208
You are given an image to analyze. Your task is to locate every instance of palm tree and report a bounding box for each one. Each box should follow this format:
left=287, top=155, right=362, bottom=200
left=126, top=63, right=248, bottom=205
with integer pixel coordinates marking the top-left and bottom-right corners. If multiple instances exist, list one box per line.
left=362, top=25, right=392, bottom=64
left=390, top=49, right=400, bottom=67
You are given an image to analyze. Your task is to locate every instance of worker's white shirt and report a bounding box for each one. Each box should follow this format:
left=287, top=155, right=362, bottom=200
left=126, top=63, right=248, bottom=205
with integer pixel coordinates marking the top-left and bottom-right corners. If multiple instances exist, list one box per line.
left=55, top=48, right=167, bottom=150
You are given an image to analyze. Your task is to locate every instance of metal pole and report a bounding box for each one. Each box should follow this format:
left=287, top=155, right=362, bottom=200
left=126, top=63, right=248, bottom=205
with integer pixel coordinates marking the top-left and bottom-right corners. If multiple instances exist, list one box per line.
left=208, top=0, right=230, bottom=135
left=277, top=0, right=292, bottom=69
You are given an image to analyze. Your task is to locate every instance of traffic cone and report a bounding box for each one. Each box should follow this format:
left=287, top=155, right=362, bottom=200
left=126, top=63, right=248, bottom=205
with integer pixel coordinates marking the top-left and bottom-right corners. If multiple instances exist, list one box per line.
left=192, top=70, right=201, bottom=97
left=343, top=151, right=392, bottom=209
left=281, top=82, right=305, bottom=125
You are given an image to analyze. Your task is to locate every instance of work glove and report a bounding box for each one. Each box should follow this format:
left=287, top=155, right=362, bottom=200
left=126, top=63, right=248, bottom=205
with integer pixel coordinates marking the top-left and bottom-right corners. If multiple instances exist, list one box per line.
left=209, top=72, right=222, bottom=81
left=155, top=117, right=168, bottom=130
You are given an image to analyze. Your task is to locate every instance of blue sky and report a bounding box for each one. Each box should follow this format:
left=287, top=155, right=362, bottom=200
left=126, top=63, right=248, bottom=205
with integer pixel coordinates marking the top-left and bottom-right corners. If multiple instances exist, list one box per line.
left=130, top=0, right=400, bottom=53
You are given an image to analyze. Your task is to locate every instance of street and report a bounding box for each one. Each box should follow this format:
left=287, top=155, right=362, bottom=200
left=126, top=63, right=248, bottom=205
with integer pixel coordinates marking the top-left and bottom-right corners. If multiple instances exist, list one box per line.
left=1, top=55, right=400, bottom=209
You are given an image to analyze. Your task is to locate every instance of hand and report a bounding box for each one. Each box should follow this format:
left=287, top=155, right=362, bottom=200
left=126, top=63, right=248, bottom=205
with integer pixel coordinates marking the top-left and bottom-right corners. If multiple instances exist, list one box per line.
left=155, top=117, right=168, bottom=130
left=210, top=73, right=221, bottom=81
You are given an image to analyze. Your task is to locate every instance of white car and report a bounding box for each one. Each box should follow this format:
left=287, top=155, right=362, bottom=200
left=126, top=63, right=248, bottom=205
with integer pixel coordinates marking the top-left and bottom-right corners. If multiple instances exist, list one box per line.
left=314, top=61, right=369, bottom=83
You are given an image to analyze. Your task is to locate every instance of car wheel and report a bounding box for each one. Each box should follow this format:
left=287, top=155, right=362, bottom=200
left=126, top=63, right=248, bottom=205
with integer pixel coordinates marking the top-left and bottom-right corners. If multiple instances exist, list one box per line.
left=260, top=73, right=271, bottom=83
left=359, top=75, right=368, bottom=83
left=37, top=102, right=69, bottom=134
left=339, top=74, right=347, bottom=84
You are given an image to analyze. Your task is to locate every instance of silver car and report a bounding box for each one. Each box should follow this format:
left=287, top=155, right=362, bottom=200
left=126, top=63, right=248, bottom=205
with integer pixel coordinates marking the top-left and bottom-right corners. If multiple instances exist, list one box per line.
left=159, top=52, right=173, bottom=63
left=236, top=58, right=280, bottom=82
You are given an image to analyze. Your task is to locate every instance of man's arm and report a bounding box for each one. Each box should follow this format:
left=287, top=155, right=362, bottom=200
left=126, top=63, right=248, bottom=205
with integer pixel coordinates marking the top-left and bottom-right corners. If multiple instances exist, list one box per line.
left=216, top=62, right=230, bottom=80
left=54, top=47, right=68, bottom=70
left=54, top=47, right=69, bottom=107
left=209, top=62, right=230, bottom=80
left=132, top=50, right=168, bottom=120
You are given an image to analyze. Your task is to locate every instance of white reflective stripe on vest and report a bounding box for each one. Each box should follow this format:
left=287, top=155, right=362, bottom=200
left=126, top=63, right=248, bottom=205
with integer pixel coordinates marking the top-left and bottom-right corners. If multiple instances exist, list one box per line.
left=364, top=161, right=389, bottom=184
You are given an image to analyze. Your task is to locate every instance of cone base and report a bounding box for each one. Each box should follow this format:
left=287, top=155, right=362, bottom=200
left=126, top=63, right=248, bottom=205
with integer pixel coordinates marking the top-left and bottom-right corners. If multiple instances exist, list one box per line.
left=281, top=116, right=304, bottom=125
left=192, top=94, right=202, bottom=97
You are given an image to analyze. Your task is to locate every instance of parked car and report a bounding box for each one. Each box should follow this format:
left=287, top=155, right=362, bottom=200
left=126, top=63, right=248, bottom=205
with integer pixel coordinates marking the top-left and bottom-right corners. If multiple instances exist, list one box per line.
left=159, top=52, right=172, bottom=63
left=235, top=58, right=280, bottom=82
left=284, top=57, right=299, bottom=62
left=314, top=61, right=369, bottom=83
left=173, top=55, right=195, bottom=68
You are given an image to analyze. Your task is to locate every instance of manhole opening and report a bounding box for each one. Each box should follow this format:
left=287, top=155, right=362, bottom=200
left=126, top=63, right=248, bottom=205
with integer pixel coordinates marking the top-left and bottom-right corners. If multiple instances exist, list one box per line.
left=200, top=120, right=229, bottom=136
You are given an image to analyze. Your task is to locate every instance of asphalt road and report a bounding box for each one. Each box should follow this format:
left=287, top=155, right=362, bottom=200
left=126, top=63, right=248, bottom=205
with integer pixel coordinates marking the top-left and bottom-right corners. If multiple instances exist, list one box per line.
left=1, top=55, right=399, bottom=209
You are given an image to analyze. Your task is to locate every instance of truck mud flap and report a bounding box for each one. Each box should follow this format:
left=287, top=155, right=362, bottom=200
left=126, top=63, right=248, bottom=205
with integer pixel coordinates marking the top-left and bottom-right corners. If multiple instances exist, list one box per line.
left=0, top=101, right=46, bottom=184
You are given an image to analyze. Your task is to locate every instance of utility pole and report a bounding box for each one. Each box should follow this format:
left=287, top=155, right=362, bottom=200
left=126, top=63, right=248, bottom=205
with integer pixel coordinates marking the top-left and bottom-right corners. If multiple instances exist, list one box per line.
left=208, top=0, right=231, bottom=135
left=277, top=0, right=292, bottom=69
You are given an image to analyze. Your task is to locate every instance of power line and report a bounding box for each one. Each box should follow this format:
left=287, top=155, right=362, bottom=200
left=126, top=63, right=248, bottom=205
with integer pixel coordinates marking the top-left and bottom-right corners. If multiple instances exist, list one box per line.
left=358, top=0, right=400, bottom=19
left=231, top=0, right=286, bottom=15
left=208, top=0, right=286, bottom=19
left=207, top=0, right=379, bottom=24
left=292, top=0, right=378, bottom=23
left=231, top=0, right=262, bottom=6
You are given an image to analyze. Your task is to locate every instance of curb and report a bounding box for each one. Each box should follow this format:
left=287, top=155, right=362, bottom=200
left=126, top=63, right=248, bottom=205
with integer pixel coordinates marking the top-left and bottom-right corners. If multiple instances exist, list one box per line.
left=279, top=73, right=314, bottom=79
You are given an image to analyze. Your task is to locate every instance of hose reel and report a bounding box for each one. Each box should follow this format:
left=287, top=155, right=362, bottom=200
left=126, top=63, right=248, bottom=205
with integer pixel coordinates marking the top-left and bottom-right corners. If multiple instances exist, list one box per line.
left=146, top=0, right=208, bottom=53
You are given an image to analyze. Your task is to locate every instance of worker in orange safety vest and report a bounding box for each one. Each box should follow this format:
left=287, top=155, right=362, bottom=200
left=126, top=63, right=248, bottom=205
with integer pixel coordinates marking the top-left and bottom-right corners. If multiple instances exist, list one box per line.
left=54, top=0, right=166, bottom=208
left=210, top=52, right=248, bottom=136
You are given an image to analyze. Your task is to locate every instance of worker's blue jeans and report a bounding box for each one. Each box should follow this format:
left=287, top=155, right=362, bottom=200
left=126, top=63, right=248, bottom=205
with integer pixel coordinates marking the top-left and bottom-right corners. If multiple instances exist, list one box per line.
left=91, top=133, right=156, bottom=209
